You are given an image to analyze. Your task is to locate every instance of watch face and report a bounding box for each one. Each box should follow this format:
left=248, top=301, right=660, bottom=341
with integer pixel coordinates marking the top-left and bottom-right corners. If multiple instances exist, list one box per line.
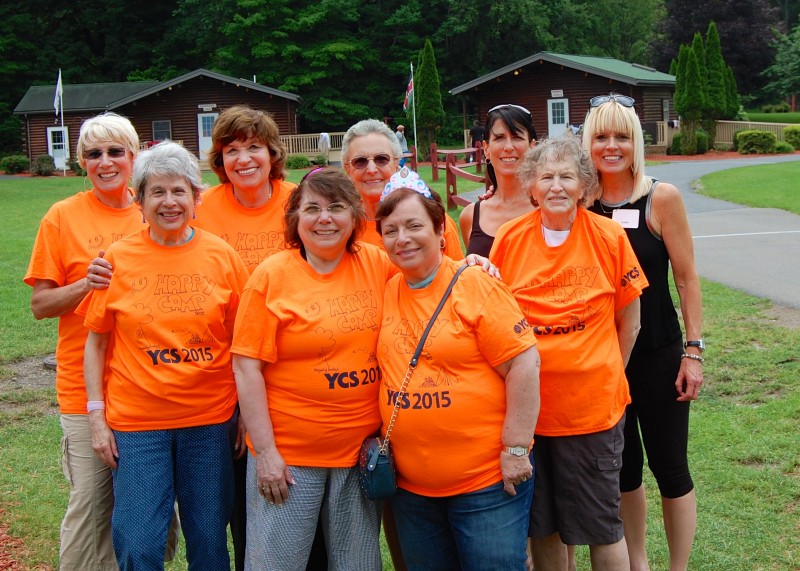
left=685, top=340, right=705, bottom=351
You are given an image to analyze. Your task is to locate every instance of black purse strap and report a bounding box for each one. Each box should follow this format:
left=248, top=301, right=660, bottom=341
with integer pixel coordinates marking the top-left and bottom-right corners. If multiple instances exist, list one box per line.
left=382, top=264, right=468, bottom=449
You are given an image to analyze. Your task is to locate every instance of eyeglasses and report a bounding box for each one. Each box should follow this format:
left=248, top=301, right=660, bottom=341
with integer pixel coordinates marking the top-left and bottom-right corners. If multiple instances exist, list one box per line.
left=346, top=154, right=393, bottom=170
left=299, top=202, right=350, bottom=218
left=488, top=104, right=532, bottom=116
left=589, top=94, right=635, bottom=108
left=83, top=147, right=127, bottom=160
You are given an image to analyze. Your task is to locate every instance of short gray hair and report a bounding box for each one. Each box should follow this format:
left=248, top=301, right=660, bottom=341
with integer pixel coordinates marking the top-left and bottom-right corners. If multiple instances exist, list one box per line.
left=517, top=136, right=599, bottom=207
left=341, top=119, right=402, bottom=163
left=132, top=141, right=206, bottom=204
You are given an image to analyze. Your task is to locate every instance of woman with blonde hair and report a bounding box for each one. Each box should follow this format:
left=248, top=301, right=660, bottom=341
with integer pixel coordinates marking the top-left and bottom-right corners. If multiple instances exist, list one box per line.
left=25, top=111, right=143, bottom=570
left=584, top=94, right=702, bottom=571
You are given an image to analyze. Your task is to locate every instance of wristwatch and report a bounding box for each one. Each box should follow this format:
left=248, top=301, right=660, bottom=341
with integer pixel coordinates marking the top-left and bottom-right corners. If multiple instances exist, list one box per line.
left=503, top=445, right=530, bottom=457
left=684, top=339, right=705, bottom=352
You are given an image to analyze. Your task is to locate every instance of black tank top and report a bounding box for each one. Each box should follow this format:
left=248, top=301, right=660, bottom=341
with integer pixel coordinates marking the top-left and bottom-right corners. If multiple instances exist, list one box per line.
left=466, top=200, right=496, bottom=257
left=588, top=181, right=682, bottom=351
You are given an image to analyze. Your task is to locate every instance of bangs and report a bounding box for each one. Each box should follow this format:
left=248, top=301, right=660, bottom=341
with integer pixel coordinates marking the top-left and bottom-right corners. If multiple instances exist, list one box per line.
left=591, top=103, right=636, bottom=137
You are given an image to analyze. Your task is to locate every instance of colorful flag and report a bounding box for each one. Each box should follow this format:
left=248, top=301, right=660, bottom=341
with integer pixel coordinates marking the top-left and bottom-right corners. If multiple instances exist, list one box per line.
left=403, top=73, right=413, bottom=112
left=53, top=69, right=63, bottom=117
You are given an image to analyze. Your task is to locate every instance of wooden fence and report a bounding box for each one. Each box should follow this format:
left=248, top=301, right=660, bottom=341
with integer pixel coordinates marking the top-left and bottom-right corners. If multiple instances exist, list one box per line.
left=715, top=121, right=794, bottom=145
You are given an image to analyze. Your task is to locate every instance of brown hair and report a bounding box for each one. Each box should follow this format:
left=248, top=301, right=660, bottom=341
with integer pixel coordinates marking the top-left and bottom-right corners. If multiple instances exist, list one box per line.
left=206, top=105, right=287, bottom=183
left=375, top=188, right=446, bottom=237
left=284, top=167, right=366, bottom=254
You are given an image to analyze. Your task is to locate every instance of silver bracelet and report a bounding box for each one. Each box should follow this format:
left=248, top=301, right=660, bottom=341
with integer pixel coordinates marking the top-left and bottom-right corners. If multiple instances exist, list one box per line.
left=680, top=352, right=704, bottom=364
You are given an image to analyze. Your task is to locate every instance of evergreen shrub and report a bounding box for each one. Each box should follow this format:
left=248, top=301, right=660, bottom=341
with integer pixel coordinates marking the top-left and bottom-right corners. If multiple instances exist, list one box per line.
left=1, top=155, right=29, bottom=174
left=737, top=130, right=777, bottom=154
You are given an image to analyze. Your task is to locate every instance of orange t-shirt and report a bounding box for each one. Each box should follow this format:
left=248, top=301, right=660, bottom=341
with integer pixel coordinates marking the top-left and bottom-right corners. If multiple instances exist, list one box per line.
left=377, top=258, right=537, bottom=497
left=24, top=190, right=144, bottom=414
left=490, top=208, right=648, bottom=437
left=231, top=244, right=396, bottom=467
left=80, top=228, right=249, bottom=431
left=194, top=180, right=294, bottom=273
left=362, top=214, right=464, bottom=260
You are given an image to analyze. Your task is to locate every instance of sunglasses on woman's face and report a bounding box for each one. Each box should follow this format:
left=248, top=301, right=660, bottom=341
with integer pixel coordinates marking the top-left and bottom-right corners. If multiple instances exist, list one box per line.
left=83, top=147, right=127, bottom=160
left=589, top=94, right=635, bottom=108
left=346, top=154, right=393, bottom=170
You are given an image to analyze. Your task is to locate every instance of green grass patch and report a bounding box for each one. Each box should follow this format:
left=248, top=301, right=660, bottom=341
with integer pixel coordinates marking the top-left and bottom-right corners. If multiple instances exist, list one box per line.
left=696, top=162, right=800, bottom=214
left=745, top=111, right=800, bottom=124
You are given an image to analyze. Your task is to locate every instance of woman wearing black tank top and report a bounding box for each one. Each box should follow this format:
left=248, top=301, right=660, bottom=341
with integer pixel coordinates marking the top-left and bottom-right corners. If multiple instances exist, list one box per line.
left=458, top=104, right=537, bottom=256
left=585, top=95, right=703, bottom=571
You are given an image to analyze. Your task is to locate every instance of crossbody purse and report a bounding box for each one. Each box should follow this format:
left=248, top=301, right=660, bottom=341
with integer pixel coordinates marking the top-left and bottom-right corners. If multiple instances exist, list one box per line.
left=357, top=264, right=469, bottom=500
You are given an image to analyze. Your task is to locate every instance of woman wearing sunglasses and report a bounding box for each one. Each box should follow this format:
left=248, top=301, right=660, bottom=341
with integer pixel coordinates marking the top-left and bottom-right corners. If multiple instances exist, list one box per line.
left=584, top=94, right=702, bottom=571
left=342, top=118, right=463, bottom=259
left=458, top=103, right=538, bottom=256
left=24, top=112, right=145, bottom=570
left=231, top=168, right=395, bottom=569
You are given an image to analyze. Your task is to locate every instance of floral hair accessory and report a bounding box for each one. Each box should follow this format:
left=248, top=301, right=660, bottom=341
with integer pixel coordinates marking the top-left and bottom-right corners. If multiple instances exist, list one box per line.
left=380, top=166, right=433, bottom=201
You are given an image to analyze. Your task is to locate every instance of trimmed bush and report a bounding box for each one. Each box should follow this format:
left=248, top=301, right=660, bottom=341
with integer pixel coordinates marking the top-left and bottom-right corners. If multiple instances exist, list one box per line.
left=669, top=131, right=708, bottom=155
left=732, top=129, right=748, bottom=151
left=312, top=154, right=329, bottom=167
left=775, top=141, right=794, bottom=153
left=67, top=157, right=86, bottom=176
left=737, top=130, right=777, bottom=155
left=1, top=154, right=29, bottom=174
left=696, top=130, right=709, bottom=154
left=32, top=154, right=55, bottom=176
left=761, top=102, right=790, bottom=113
left=286, top=154, right=311, bottom=169
left=783, top=126, right=800, bottom=150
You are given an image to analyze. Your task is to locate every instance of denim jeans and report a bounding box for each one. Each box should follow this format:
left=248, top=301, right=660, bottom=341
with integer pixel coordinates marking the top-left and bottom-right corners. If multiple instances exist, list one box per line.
left=112, top=417, right=235, bottom=570
left=391, top=479, right=533, bottom=571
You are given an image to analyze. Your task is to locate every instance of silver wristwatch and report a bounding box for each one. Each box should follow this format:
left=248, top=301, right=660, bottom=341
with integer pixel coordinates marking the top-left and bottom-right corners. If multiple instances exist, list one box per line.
left=503, top=445, right=530, bottom=457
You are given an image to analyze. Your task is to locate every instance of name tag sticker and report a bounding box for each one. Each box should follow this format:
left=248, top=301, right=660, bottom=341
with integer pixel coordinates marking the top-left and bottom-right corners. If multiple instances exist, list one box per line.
left=612, top=209, right=639, bottom=229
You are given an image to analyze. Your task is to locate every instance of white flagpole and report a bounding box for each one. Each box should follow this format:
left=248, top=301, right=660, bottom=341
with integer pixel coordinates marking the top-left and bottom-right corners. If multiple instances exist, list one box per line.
left=54, top=69, right=66, bottom=175
left=410, top=62, right=418, bottom=163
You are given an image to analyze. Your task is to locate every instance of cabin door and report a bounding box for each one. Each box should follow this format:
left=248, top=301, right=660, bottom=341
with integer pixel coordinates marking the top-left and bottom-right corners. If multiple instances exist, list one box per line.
left=47, top=126, right=69, bottom=170
left=547, top=99, right=569, bottom=138
left=197, top=113, right=219, bottom=160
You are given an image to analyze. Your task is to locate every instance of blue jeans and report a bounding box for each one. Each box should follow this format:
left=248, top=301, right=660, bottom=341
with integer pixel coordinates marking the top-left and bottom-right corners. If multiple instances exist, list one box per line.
left=112, top=417, right=236, bottom=570
left=391, top=479, right=533, bottom=571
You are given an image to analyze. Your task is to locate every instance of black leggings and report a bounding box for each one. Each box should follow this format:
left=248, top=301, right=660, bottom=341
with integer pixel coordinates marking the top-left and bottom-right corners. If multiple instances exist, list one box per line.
left=620, top=338, right=694, bottom=498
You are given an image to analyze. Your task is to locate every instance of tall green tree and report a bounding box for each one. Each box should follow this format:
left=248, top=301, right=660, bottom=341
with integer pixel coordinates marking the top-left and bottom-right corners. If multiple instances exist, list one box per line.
left=703, top=22, right=728, bottom=146
left=763, top=21, right=800, bottom=108
left=650, top=0, right=781, bottom=94
left=415, top=39, right=446, bottom=160
left=680, top=46, right=706, bottom=154
left=724, top=65, right=742, bottom=118
left=674, top=44, right=689, bottom=117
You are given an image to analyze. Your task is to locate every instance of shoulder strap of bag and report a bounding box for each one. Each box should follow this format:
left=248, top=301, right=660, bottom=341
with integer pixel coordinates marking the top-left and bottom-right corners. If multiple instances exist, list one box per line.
left=382, top=264, right=468, bottom=449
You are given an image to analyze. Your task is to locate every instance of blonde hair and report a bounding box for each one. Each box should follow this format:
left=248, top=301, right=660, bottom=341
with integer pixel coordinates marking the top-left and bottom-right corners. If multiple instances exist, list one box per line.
left=582, top=102, right=652, bottom=204
left=77, top=112, right=139, bottom=168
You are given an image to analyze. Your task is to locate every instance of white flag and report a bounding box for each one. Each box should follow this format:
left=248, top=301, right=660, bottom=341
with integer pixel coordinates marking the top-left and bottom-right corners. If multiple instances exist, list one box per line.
left=54, top=69, right=63, bottom=117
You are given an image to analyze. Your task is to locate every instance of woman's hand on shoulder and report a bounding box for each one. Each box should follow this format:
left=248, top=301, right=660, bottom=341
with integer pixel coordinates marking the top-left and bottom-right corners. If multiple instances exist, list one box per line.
left=255, top=448, right=295, bottom=505
left=463, top=254, right=501, bottom=279
left=87, top=250, right=113, bottom=290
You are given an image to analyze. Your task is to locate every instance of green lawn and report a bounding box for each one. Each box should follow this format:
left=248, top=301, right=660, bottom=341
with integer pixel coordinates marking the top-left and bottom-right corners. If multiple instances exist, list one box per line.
left=744, top=111, right=800, bottom=124
left=2, top=168, right=799, bottom=570
left=696, top=161, right=800, bottom=215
